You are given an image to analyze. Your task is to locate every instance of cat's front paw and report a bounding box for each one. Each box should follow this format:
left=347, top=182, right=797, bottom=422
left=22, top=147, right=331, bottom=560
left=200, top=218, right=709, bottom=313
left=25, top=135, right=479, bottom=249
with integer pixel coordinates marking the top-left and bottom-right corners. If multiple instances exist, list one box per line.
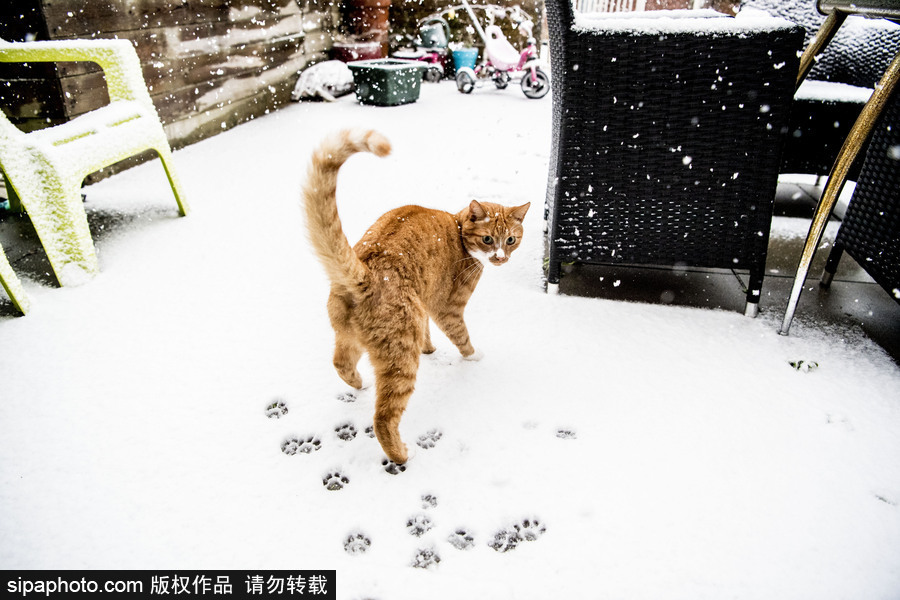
left=462, top=349, right=484, bottom=362
left=384, top=443, right=409, bottom=466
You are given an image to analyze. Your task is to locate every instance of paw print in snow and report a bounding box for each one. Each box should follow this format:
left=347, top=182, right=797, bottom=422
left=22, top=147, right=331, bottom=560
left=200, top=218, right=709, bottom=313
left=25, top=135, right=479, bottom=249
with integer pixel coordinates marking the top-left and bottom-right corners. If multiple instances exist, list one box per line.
left=488, top=518, right=546, bottom=551
left=364, top=425, right=376, bottom=438
left=382, top=459, right=406, bottom=475
left=447, top=529, right=475, bottom=550
left=488, top=528, right=519, bottom=553
left=416, top=429, right=442, bottom=449
left=265, top=400, right=288, bottom=419
left=556, top=429, right=577, bottom=440
left=514, top=518, right=546, bottom=542
left=336, top=391, right=358, bottom=403
left=875, top=493, right=898, bottom=506
left=406, top=514, right=434, bottom=537
left=789, top=360, right=819, bottom=373
left=335, top=422, right=357, bottom=442
left=344, top=533, right=371, bottom=556
left=825, top=413, right=855, bottom=432
left=323, top=471, right=350, bottom=491
left=411, top=548, right=440, bottom=569
left=421, top=494, right=438, bottom=509
left=281, top=436, right=322, bottom=455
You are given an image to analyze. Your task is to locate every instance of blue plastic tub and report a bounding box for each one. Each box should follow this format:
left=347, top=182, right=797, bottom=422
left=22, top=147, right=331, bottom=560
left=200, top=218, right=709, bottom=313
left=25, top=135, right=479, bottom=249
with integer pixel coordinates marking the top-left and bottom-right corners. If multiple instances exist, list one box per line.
left=452, top=47, right=479, bottom=71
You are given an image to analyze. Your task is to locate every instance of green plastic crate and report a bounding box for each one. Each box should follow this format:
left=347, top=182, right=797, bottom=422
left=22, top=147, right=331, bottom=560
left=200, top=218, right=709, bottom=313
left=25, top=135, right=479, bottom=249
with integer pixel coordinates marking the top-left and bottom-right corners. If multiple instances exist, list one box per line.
left=347, top=59, right=427, bottom=106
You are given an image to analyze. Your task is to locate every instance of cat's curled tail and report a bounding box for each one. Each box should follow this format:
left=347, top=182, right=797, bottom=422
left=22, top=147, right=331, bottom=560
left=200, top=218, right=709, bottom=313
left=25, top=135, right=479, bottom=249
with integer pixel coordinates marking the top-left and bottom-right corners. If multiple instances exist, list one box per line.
left=302, top=129, right=391, bottom=294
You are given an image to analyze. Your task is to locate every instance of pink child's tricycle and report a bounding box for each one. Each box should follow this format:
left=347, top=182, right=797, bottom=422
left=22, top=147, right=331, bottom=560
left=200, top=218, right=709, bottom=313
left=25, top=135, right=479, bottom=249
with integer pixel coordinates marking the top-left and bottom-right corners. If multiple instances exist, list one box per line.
left=454, top=0, right=549, bottom=99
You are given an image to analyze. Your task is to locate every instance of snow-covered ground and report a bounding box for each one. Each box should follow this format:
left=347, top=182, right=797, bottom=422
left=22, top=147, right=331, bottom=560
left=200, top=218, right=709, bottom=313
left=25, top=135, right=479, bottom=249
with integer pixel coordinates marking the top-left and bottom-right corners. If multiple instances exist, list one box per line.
left=2, top=80, right=899, bottom=600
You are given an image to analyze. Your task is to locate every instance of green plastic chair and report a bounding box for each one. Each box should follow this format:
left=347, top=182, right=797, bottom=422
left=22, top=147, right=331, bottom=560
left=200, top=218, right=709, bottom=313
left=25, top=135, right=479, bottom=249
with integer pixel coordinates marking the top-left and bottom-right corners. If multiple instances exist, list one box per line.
left=0, top=241, right=29, bottom=314
left=0, top=38, right=189, bottom=291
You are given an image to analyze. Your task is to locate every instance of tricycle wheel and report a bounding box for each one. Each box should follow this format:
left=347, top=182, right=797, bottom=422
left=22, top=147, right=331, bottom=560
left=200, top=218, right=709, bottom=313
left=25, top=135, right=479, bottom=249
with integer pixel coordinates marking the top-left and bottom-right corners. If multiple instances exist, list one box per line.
left=456, top=68, right=476, bottom=94
left=493, top=72, right=510, bottom=89
left=425, top=65, right=444, bottom=83
left=521, top=68, right=550, bottom=99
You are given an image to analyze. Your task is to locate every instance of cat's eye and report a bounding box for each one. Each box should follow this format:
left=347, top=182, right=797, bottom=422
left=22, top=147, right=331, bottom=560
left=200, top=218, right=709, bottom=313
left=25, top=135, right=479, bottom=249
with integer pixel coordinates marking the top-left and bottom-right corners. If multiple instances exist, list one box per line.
left=482, top=236, right=494, bottom=245
left=506, top=236, right=517, bottom=245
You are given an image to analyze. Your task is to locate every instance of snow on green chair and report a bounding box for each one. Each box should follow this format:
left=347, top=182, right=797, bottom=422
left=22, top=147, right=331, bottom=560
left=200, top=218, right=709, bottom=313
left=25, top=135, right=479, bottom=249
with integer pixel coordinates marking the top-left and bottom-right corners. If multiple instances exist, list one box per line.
left=0, top=38, right=189, bottom=288
left=0, top=240, right=29, bottom=314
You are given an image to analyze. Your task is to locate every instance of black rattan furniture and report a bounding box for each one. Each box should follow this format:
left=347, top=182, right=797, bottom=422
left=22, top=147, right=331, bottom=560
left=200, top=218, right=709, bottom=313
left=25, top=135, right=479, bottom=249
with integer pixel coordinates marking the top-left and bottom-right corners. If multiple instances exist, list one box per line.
left=748, top=0, right=900, bottom=86
left=786, top=89, right=869, bottom=178
left=544, top=2, right=803, bottom=315
left=821, top=90, right=900, bottom=304
left=742, top=0, right=900, bottom=178
left=778, top=0, right=900, bottom=335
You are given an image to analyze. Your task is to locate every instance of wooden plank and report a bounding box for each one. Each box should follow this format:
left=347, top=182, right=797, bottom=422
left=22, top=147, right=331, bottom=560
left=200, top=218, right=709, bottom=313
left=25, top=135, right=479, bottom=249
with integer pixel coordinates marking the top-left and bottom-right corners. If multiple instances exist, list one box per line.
left=15, top=7, right=312, bottom=118
left=0, top=78, right=67, bottom=120
left=84, top=52, right=319, bottom=179
left=41, top=1, right=209, bottom=38
left=47, top=41, right=315, bottom=117
left=0, top=0, right=66, bottom=126
left=2, top=117, right=69, bottom=133
left=151, top=46, right=309, bottom=123
left=39, top=0, right=302, bottom=38
left=57, top=72, right=111, bottom=117
left=0, top=60, right=60, bottom=80
left=85, top=51, right=311, bottom=176
left=1, top=0, right=340, bottom=184
left=48, top=9, right=307, bottom=76
left=145, top=28, right=306, bottom=79
left=303, top=25, right=334, bottom=57
left=162, top=66, right=300, bottom=149
left=0, top=0, right=51, bottom=41
left=50, top=30, right=306, bottom=122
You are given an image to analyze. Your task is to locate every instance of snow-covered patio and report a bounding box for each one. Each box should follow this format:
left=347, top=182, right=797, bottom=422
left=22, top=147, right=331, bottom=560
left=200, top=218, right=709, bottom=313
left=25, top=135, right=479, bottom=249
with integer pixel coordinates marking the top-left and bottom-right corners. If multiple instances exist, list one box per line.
left=1, top=80, right=899, bottom=599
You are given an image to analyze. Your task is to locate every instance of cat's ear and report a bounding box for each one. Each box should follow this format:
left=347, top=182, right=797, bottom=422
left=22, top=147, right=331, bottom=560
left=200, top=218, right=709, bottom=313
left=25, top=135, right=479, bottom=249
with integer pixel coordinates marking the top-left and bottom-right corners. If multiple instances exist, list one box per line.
left=469, top=199, right=488, bottom=222
left=510, top=202, right=530, bottom=223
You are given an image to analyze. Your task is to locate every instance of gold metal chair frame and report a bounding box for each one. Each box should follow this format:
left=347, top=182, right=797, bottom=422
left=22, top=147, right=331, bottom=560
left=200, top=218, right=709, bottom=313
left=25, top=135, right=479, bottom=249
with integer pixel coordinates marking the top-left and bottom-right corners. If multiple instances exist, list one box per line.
left=779, top=0, right=900, bottom=335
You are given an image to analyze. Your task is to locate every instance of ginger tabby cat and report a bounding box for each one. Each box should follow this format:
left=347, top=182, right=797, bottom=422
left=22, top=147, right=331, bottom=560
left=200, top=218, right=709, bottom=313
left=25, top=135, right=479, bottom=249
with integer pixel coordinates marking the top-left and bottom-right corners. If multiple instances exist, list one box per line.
left=302, top=129, right=529, bottom=464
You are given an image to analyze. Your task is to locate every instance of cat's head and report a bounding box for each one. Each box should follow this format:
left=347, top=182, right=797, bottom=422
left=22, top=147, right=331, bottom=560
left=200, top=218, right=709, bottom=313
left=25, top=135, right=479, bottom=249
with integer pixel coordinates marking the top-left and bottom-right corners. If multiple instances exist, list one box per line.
left=460, top=200, right=530, bottom=267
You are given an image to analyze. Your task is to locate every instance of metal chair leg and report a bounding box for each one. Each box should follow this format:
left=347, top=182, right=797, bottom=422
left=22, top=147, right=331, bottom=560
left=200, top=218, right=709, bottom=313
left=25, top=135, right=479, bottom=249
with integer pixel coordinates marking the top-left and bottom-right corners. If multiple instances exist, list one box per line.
left=779, top=49, right=900, bottom=335
left=820, top=242, right=844, bottom=288
left=796, top=10, right=847, bottom=91
left=744, top=266, right=764, bottom=317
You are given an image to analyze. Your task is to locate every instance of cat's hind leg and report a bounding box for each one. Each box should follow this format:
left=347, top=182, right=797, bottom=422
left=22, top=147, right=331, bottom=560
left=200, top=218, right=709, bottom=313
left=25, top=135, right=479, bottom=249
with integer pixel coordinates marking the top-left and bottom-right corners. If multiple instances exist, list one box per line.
left=422, top=318, right=436, bottom=354
left=328, top=292, right=364, bottom=389
left=333, top=335, right=364, bottom=389
left=371, top=356, right=418, bottom=464
left=367, top=308, right=426, bottom=464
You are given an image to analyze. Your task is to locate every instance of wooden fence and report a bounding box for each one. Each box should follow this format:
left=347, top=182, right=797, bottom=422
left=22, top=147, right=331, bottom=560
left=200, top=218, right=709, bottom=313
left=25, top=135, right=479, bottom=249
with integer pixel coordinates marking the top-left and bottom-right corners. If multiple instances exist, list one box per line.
left=0, top=0, right=339, bottom=152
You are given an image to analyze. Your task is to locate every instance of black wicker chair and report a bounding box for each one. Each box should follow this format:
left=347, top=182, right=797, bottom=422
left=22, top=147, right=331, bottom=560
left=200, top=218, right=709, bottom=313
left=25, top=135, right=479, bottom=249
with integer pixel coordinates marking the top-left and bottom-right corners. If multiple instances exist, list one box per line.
left=741, top=0, right=900, bottom=177
left=544, top=1, right=804, bottom=315
left=821, top=90, right=900, bottom=304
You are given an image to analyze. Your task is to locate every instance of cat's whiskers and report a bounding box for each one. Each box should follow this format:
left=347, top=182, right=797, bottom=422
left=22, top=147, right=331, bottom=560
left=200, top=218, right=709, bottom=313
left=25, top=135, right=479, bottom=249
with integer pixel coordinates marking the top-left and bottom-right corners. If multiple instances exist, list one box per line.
left=453, top=256, right=483, bottom=285
left=460, top=262, right=484, bottom=286
left=452, top=255, right=479, bottom=267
